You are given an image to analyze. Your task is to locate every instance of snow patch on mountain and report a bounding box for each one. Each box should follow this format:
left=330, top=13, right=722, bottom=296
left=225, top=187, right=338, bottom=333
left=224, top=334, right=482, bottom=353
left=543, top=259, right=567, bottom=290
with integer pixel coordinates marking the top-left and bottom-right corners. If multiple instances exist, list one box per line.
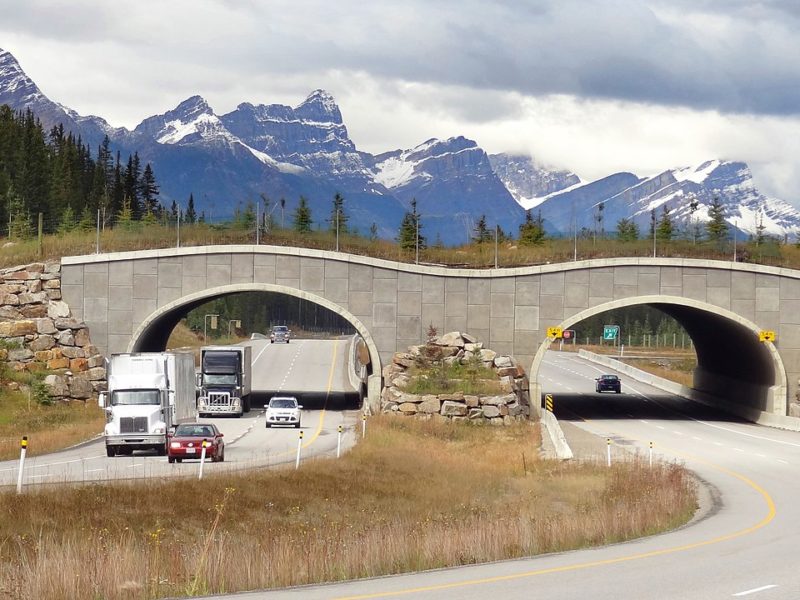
left=673, top=160, right=721, bottom=184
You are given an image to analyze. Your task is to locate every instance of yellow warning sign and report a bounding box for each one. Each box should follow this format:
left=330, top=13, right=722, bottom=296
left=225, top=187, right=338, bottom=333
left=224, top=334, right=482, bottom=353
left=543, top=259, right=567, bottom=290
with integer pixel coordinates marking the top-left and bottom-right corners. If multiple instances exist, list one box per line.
left=546, top=326, right=563, bottom=339
left=758, top=330, right=776, bottom=342
left=545, top=394, right=554, bottom=412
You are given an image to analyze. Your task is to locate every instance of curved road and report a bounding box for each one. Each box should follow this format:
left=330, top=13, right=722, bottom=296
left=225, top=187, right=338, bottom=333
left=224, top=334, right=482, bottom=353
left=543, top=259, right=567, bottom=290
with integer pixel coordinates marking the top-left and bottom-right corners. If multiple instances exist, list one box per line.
left=0, top=338, right=360, bottom=487
left=212, top=350, right=800, bottom=599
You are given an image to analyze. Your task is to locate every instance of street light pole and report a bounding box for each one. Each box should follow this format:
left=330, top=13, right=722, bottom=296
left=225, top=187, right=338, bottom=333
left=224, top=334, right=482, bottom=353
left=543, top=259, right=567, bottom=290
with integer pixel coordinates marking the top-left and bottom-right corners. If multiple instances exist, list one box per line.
left=335, top=208, right=340, bottom=252
left=494, top=224, right=499, bottom=269
left=415, top=214, right=419, bottom=265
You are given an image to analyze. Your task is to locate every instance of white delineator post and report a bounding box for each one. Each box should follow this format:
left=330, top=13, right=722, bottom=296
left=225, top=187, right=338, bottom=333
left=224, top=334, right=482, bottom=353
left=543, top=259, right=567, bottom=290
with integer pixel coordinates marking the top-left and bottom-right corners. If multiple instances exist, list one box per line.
left=295, top=431, right=304, bottom=469
left=16, top=436, right=28, bottom=494
left=362, top=414, right=367, bottom=438
left=649, top=441, right=653, bottom=467
left=337, top=425, right=343, bottom=458
left=198, top=440, right=208, bottom=480
left=606, top=438, right=612, bottom=467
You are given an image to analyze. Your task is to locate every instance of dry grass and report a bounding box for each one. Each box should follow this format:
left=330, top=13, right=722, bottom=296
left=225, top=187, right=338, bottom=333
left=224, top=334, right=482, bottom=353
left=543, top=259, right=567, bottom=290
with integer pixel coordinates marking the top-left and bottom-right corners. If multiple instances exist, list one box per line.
left=0, top=417, right=696, bottom=599
left=2, top=225, right=798, bottom=271
left=0, top=391, right=105, bottom=461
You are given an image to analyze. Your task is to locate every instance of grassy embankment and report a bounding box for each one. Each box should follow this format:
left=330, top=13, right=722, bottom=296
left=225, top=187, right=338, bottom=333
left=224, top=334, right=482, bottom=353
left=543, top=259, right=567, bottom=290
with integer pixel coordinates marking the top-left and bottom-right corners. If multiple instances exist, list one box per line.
left=0, top=416, right=696, bottom=600
left=0, top=221, right=796, bottom=271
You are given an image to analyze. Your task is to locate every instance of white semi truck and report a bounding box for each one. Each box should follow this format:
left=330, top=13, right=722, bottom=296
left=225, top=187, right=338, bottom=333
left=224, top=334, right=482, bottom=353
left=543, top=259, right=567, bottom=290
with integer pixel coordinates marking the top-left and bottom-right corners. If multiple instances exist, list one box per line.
left=197, top=345, right=252, bottom=417
left=99, top=352, right=197, bottom=457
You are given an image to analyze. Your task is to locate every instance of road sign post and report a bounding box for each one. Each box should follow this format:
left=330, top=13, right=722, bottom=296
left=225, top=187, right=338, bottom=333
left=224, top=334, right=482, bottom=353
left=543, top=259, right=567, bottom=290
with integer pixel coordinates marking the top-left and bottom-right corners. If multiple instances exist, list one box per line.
left=295, top=430, right=304, bottom=469
left=545, top=394, right=554, bottom=412
left=17, top=436, right=28, bottom=494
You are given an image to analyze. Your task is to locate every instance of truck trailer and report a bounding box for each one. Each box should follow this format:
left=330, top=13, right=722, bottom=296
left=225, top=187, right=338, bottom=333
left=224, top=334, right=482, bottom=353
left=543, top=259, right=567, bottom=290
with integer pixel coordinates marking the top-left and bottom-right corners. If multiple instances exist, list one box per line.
left=99, top=352, right=197, bottom=457
left=197, top=345, right=252, bottom=417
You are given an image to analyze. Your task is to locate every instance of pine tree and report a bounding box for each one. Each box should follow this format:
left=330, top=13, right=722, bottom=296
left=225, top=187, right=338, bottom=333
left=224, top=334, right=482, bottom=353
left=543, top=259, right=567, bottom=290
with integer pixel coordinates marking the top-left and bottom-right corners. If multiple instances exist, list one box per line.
left=116, top=197, right=136, bottom=232
left=706, top=196, right=728, bottom=242
left=472, top=214, right=492, bottom=244
left=185, top=193, right=197, bottom=224
left=616, top=217, right=639, bottom=242
left=369, top=222, right=378, bottom=242
left=329, top=192, right=348, bottom=233
left=140, top=163, right=159, bottom=215
left=57, top=205, right=77, bottom=234
left=657, top=205, right=674, bottom=241
left=293, top=196, right=312, bottom=233
left=518, top=210, right=546, bottom=246
left=397, top=198, right=425, bottom=250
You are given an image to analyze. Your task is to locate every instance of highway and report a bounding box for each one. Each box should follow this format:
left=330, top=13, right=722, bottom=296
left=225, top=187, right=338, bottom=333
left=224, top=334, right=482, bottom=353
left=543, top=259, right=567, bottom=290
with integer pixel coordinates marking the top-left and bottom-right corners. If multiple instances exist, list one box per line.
left=216, top=350, right=800, bottom=600
left=0, top=338, right=360, bottom=487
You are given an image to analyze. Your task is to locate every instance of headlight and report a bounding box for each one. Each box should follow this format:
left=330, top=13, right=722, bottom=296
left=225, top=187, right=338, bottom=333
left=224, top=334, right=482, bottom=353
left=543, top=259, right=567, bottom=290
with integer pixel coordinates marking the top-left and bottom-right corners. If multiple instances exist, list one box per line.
left=153, top=422, right=166, bottom=434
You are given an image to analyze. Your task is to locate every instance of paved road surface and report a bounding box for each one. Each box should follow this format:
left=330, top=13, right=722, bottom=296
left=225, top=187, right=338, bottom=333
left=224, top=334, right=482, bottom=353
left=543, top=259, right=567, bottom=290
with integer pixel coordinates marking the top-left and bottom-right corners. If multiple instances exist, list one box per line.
left=0, top=338, right=360, bottom=488
left=209, top=350, right=800, bottom=599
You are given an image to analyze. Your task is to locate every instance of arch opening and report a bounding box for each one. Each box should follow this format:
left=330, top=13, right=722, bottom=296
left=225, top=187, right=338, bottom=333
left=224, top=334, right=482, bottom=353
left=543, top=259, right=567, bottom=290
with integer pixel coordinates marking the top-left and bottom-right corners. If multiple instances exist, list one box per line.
left=129, top=284, right=382, bottom=411
left=530, top=296, right=788, bottom=420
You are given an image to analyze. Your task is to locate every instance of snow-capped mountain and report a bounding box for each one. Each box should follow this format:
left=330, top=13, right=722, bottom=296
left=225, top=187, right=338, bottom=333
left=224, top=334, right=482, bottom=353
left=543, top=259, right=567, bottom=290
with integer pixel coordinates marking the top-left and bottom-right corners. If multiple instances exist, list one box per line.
left=488, top=154, right=581, bottom=208
left=528, top=159, right=800, bottom=238
left=2, top=46, right=799, bottom=244
left=371, top=137, right=526, bottom=242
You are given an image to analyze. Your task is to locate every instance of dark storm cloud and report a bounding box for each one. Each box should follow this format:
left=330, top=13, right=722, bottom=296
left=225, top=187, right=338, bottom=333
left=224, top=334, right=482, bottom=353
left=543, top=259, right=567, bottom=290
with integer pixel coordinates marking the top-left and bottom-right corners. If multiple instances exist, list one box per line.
left=1, top=0, right=799, bottom=117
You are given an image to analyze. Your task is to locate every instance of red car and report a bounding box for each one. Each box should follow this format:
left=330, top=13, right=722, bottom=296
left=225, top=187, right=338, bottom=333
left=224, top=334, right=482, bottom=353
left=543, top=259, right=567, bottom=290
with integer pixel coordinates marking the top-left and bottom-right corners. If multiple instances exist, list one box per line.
left=167, top=423, right=225, bottom=463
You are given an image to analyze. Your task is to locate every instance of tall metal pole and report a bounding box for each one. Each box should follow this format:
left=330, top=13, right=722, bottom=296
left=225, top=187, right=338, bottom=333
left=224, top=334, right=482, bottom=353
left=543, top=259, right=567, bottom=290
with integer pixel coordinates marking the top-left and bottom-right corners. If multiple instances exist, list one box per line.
left=335, top=208, right=340, bottom=252
left=177, top=208, right=181, bottom=248
left=653, top=221, right=657, bottom=258
left=494, top=225, right=499, bottom=269
left=572, top=200, right=577, bottom=261
left=733, top=220, right=737, bottom=262
left=96, top=209, right=100, bottom=254
left=256, top=199, right=260, bottom=245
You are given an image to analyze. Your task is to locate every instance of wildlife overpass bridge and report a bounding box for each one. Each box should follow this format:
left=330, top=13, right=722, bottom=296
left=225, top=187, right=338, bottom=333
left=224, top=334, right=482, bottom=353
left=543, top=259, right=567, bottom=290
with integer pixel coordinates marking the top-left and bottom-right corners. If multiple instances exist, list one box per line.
left=61, top=246, right=800, bottom=425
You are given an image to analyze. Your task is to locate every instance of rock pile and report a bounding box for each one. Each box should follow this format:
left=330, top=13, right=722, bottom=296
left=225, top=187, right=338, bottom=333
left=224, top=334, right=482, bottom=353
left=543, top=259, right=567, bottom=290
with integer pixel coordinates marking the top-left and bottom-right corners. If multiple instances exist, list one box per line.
left=381, top=331, right=530, bottom=425
left=0, top=262, right=105, bottom=401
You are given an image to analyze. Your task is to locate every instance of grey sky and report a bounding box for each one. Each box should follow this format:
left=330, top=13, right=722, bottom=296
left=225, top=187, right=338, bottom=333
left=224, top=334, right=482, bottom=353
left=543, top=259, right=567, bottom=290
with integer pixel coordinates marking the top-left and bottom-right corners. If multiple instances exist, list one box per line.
left=1, top=0, right=798, bottom=203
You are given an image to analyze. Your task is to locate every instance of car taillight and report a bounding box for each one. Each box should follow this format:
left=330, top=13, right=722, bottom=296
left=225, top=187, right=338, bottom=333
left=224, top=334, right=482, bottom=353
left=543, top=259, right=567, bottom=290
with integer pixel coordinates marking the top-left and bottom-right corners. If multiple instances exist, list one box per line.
left=170, top=442, right=181, bottom=448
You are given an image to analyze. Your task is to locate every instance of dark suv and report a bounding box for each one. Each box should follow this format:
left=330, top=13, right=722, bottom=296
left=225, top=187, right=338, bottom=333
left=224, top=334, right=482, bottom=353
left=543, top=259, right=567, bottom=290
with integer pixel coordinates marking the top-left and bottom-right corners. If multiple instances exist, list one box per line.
left=270, top=325, right=291, bottom=344
left=595, top=374, right=621, bottom=393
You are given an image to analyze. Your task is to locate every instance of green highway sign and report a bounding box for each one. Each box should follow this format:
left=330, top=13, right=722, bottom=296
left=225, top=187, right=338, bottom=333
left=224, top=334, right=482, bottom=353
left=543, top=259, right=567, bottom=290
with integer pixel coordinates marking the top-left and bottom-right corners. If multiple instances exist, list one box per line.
left=603, top=325, right=620, bottom=340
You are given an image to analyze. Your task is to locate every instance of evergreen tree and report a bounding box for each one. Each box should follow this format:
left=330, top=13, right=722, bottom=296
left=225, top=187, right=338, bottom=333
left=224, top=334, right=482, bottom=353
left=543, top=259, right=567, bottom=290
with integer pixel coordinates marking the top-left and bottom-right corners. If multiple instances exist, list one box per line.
left=616, top=217, right=639, bottom=242
left=518, top=210, right=546, bottom=246
left=57, top=205, right=77, bottom=234
left=657, top=204, right=674, bottom=241
left=472, top=214, right=492, bottom=244
left=706, top=196, right=728, bottom=242
left=170, top=200, right=179, bottom=224
left=116, top=197, right=136, bottom=232
left=124, top=153, right=142, bottom=219
left=293, top=196, right=313, bottom=233
left=329, top=192, right=348, bottom=233
left=397, top=198, right=425, bottom=250
left=140, top=163, right=159, bottom=215
left=369, top=222, right=378, bottom=242
left=185, top=193, right=197, bottom=224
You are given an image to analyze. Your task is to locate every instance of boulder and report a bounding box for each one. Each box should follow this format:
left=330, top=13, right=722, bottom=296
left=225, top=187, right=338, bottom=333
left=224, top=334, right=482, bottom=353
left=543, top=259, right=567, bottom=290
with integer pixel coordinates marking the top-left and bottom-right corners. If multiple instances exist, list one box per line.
left=43, top=279, right=60, bottom=289
left=56, top=330, right=75, bottom=346
left=47, top=301, right=71, bottom=319
left=20, top=305, right=47, bottom=318
left=61, top=346, right=85, bottom=359
left=0, top=293, right=19, bottom=306
left=69, top=377, right=94, bottom=399
left=440, top=400, right=467, bottom=417
left=74, top=328, right=91, bottom=347
left=464, top=342, right=483, bottom=352
left=54, top=318, right=83, bottom=330
left=26, top=279, right=42, bottom=293
left=29, top=335, right=55, bottom=352
left=464, top=395, right=480, bottom=408
left=8, top=348, right=34, bottom=362
left=494, top=355, right=514, bottom=369
left=36, top=318, right=58, bottom=335
left=435, top=331, right=466, bottom=348
left=87, top=367, right=106, bottom=381
left=18, top=292, right=48, bottom=305
left=47, top=357, right=70, bottom=370
left=468, top=408, right=484, bottom=420
left=479, top=349, right=497, bottom=364
left=398, top=402, right=418, bottom=414
left=483, top=405, right=501, bottom=418
left=0, top=320, right=37, bottom=337
left=418, top=395, right=441, bottom=414
left=44, top=374, right=69, bottom=397
left=69, top=358, right=89, bottom=372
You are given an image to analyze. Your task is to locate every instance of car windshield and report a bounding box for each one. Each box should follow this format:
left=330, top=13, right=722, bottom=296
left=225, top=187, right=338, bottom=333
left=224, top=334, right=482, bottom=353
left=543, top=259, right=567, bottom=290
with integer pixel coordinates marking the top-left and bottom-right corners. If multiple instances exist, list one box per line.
left=174, top=424, right=215, bottom=437
left=272, top=327, right=288, bottom=333
left=111, top=390, right=160, bottom=406
left=270, top=398, right=297, bottom=408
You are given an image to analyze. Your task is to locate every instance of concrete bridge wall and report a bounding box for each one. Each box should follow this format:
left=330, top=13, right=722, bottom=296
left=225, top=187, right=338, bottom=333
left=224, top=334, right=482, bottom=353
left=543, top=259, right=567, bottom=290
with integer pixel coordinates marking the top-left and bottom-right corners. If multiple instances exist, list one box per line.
left=60, top=246, right=800, bottom=419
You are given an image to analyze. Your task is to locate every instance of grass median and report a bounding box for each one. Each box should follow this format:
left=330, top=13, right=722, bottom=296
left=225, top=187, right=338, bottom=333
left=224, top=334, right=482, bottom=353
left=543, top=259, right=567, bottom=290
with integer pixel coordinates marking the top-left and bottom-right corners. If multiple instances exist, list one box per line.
left=0, top=416, right=696, bottom=599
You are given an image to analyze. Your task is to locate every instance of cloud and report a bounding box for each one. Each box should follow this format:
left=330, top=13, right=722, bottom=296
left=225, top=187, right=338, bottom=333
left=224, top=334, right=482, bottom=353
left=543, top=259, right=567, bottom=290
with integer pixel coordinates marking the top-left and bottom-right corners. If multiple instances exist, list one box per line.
left=1, top=0, right=798, bottom=203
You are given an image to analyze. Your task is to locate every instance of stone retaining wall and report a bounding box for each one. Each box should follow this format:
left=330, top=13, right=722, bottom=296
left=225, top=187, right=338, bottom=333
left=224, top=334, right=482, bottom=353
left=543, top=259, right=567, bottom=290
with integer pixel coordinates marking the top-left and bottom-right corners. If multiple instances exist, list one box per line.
left=0, top=262, right=105, bottom=401
left=381, top=331, right=531, bottom=425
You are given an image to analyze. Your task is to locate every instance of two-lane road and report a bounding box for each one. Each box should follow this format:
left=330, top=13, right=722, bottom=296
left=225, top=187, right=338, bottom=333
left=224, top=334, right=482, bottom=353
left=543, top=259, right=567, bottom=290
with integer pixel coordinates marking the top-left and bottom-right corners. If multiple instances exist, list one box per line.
left=0, top=338, right=360, bottom=487
left=217, top=350, right=800, bottom=599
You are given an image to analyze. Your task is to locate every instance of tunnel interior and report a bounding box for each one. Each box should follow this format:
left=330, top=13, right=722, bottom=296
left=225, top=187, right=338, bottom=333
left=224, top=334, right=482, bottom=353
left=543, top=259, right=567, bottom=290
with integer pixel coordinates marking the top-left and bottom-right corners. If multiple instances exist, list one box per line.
left=551, top=299, right=785, bottom=416
left=130, top=290, right=371, bottom=410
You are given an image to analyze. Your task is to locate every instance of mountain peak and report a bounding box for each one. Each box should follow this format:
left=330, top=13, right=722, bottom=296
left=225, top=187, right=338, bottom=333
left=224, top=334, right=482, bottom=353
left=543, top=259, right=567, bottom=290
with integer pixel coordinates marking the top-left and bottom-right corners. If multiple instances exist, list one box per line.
left=295, top=89, right=342, bottom=123
left=172, top=95, right=213, bottom=119
left=0, top=47, right=44, bottom=104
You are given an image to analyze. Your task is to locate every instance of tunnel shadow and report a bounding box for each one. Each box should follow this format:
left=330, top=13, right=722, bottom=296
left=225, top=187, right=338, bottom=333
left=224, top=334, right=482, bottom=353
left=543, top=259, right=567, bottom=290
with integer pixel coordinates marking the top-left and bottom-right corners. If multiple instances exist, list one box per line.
left=548, top=392, right=752, bottom=425
left=252, top=390, right=361, bottom=411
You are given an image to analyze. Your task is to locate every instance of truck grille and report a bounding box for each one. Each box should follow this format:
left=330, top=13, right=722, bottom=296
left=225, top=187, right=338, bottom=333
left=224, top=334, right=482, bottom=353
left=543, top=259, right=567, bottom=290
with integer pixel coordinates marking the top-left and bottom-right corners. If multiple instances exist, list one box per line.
left=120, top=417, right=148, bottom=433
left=208, top=392, right=232, bottom=406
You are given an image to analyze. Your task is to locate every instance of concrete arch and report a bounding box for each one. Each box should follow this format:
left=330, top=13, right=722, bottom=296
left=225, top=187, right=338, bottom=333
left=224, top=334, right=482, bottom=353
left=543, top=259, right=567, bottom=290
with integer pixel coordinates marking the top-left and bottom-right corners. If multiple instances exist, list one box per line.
left=530, top=295, right=788, bottom=417
left=128, top=283, right=383, bottom=408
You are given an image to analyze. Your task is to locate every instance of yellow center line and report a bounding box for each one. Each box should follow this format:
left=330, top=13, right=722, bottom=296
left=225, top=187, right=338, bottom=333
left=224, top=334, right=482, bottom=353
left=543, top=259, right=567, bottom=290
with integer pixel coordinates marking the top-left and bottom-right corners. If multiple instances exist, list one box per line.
left=333, top=407, right=776, bottom=599
left=302, top=339, right=337, bottom=449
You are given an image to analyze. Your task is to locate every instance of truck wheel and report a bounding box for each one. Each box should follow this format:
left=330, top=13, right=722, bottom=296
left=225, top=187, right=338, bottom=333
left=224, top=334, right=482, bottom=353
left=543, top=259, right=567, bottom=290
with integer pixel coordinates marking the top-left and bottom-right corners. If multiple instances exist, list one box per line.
left=106, top=446, right=116, bottom=457
left=157, top=445, right=166, bottom=456
left=176, top=458, right=182, bottom=463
